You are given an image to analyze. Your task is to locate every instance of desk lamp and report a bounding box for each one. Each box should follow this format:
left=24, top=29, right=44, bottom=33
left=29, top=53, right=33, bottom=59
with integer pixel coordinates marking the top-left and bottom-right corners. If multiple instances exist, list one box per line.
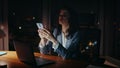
left=0, top=29, right=7, bottom=56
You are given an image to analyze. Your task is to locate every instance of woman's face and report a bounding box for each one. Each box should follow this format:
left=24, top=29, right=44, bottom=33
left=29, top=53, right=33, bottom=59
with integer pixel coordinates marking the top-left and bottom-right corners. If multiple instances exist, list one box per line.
left=58, top=9, right=70, bottom=25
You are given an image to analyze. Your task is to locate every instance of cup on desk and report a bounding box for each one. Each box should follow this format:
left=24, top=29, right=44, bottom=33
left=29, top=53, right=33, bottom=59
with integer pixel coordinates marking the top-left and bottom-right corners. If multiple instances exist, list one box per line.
left=0, top=62, right=7, bottom=68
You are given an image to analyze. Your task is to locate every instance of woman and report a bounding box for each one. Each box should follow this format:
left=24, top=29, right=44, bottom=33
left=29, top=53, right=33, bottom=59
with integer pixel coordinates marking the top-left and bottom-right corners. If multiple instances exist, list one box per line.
left=38, top=7, right=81, bottom=59
left=38, top=7, right=119, bottom=68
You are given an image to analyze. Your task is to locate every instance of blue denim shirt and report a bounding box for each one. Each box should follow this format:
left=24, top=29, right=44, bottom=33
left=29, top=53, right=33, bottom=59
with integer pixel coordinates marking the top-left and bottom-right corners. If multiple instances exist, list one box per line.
left=39, top=28, right=81, bottom=59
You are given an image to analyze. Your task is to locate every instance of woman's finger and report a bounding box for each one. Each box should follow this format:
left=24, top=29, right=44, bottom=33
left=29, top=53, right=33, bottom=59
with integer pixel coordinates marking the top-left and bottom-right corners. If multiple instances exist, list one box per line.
left=43, top=28, right=51, bottom=34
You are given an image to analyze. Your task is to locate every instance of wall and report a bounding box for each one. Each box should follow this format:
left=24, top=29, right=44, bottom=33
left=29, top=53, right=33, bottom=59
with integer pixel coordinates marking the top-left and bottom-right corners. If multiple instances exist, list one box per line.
left=0, top=0, right=9, bottom=50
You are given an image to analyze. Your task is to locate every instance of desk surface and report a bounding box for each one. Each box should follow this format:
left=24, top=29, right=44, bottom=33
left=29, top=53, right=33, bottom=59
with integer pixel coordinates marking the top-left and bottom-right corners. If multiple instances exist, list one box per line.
left=0, top=51, right=89, bottom=68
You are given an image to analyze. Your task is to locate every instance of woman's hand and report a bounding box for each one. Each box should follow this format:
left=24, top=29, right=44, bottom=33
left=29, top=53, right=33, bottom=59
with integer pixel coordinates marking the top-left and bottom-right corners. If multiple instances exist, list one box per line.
left=38, top=29, right=46, bottom=46
left=38, top=28, right=58, bottom=45
left=40, top=28, right=53, bottom=41
left=38, top=29, right=43, bottom=39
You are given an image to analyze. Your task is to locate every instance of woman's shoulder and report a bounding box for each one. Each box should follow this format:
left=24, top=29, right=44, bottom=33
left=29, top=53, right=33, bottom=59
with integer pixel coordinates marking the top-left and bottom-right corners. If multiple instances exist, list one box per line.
left=68, top=29, right=80, bottom=38
left=74, top=30, right=80, bottom=36
left=52, top=28, right=60, bottom=33
left=52, top=28, right=61, bottom=36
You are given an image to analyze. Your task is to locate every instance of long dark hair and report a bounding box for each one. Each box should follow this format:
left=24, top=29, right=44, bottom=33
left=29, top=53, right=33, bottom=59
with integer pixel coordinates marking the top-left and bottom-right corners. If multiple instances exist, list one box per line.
left=56, top=6, right=79, bottom=36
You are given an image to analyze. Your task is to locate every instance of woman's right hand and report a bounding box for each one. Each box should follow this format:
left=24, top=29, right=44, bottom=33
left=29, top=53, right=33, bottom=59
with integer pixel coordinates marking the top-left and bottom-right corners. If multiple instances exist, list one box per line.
left=38, top=28, right=58, bottom=46
left=38, top=29, right=44, bottom=39
left=38, top=29, right=47, bottom=46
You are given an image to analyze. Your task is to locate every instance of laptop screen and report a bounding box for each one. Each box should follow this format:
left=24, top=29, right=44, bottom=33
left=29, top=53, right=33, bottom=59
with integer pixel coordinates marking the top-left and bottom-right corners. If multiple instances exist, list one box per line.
left=13, top=40, right=55, bottom=67
left=13, top=40, right=37, bottom=65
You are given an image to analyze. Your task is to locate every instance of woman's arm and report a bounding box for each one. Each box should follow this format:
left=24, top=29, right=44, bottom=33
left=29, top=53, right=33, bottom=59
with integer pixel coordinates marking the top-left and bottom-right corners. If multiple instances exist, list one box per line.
left=39, top=44, right=52, bottom=55
left=38, top=29, right=52, bottom=54
left=38, top=28, right=81, bottom=59
left=54, top=32, right=81, bottom=59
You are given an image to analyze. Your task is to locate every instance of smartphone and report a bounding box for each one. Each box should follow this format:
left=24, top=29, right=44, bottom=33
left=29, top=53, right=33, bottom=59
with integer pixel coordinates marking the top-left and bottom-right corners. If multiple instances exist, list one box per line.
left=36, top=23, right=43, bottom=29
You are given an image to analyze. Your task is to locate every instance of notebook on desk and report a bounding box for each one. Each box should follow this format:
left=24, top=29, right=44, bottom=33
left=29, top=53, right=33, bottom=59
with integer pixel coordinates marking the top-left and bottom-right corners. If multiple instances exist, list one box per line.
left=0, top=51, right=7, bottom=56
left=13, top=40, right=55, bottom=67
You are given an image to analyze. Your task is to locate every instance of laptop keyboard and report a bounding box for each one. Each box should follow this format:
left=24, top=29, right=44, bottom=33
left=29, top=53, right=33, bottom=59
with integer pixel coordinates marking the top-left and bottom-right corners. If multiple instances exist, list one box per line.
left=35, top=57, right=55, bottom=66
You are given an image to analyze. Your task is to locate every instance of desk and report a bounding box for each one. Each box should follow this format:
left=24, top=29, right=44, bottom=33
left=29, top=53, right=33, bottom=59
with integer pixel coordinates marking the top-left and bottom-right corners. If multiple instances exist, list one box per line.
left=0, top=51, right=89, bottom=68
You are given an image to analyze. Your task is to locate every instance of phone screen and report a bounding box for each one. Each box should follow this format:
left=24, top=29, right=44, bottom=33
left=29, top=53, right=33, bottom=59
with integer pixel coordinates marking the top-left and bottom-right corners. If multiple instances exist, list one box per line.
left=36, top=23, right=43, bottom=29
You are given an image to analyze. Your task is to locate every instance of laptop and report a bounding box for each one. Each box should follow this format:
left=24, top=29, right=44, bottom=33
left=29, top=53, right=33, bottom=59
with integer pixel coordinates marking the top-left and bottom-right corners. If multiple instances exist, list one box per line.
left=13, top=40, right=55, bottom=67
